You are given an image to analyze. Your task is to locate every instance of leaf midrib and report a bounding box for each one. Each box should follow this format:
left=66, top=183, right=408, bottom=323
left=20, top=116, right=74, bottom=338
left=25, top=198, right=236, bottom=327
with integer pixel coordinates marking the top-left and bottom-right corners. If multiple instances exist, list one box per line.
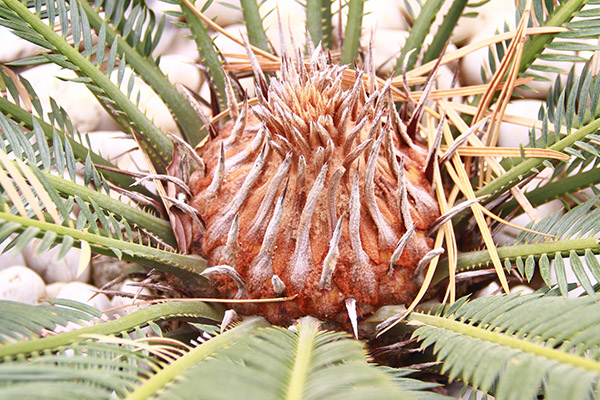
left=409, top=311, right=600, bottom=372
left=286, top=317, right=317, bottom=400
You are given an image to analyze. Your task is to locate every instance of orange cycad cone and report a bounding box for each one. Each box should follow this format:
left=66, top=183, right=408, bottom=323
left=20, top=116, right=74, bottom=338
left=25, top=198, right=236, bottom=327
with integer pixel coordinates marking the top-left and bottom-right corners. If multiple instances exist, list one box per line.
left=189, top=50, right=439, bottom=325
left=175, top=0, right=567, bottom=330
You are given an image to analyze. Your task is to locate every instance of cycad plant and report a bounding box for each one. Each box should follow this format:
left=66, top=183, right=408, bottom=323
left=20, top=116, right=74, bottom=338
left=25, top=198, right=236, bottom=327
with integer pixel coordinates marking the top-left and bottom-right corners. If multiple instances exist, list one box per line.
left=1, top=0, right=600, bottom=398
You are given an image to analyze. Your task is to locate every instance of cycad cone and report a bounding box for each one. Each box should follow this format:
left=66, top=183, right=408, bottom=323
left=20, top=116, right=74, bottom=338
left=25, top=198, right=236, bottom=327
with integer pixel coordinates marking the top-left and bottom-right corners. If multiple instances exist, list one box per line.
left=190, top=51, right=439, bottom=326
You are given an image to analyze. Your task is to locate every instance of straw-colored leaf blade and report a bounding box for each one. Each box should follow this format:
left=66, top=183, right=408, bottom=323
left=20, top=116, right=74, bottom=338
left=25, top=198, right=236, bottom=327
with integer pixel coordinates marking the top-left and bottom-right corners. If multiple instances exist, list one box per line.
left=441, top=121, right=509, bottom=292
left=446, top=146, right=569, bottom=160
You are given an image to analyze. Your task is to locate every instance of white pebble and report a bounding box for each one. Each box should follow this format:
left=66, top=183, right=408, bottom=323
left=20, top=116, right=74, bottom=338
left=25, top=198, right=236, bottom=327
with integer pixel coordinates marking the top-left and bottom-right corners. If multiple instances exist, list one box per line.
left=23, top=243, right=90, bottom=284
left=0, top=239, right=26, bottom=271
left=497, top=99, right=544, bottom=148
left=56, top=282, right=111, bottom=312
left=212, top=23, right=247, bottom=58
left=474, top=281, right=501, bottom=298
left=159, top=55, right=202, bottom=92
left=362, top=0, right=408, bottom=31
left=196, top=0, right=242, bottom=27
left=361, top=29, right=409, bottom=75
left=19, top=64, right=107, bottom=132
left=448, top=0, right=515, bottom=44
left=260, top=0, right=306, bottom=55
left=85, top=131, right=148, bottom=174
left=45, top=282, right=67, bottom=299
left=161, top=27, right=200, bottom=60
left=0, top=266, right=46, bottom=304
left=0, top=27, right=44, bottom=63
left=91, top=256, right=133, bottom=289
left=458, top=0, right=517, bottom=87
left=109, top=279, right=152, bottom=316
left=435, top=65, right=462, bottom=103
left=510, top=285, right=535, bottom=295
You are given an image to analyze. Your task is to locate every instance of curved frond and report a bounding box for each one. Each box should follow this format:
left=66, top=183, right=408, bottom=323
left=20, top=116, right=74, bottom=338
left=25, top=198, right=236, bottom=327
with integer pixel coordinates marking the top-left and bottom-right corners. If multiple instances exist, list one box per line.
left=495, top=60, right=600, bottom=194
left=473, top=106, right=600, bottom=207
left=422, top=0, right=468, bottom=64
left=510, top=195, right=600, bottom=295
left=0, top=212, right=210, bottom=287
left=78, top=0, right=205, bottom=146
left=129, top=316, right=444, bottom=400
left=0, top=69, right=153, bottom=194
left=443, top=197, right=600, bottom=294
left=0, top=341, right=160, bottom=399
left=0, top=156, right=209, bottom=285
left=0, top=140, right=171, bottom=239
left=0, top=300, right=221, bottom=399
left=483, top=0, right=595, bottom=82
left=0, top=300, right=222, bottom=358
left=0, top=299, right=100, bottom=343
left=0, top=109, right=213, bottom=278
left=0, top=0, right=173, bottom=171
left=409, top=293, right=600, bottom=400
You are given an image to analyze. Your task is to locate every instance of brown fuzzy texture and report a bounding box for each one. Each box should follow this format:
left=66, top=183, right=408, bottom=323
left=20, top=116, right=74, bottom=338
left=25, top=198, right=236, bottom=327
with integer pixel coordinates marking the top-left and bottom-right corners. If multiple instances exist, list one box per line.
left=189, top=56, right=439, bottom=325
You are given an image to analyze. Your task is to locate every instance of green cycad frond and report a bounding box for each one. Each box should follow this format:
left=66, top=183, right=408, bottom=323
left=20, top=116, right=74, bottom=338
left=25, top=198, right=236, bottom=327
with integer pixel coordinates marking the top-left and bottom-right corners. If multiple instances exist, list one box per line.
left=512, top=196, right=600, bottom=295
left=0, top=127, right=147, bottom=237
left=94, top=0, right=165, bottom=60
left=0, top=299, right=100, bottom=342
left=129, top=316, right=448, bottom=400
left=511, top=60, right=600, bottom=184
left=340, top=0, right=364, bottom=65
left=0, top=73, right=142, bottom=191
left=0, top=300, right=222, bottom=358
left=0, top=0, right=173, bottom=170
left=409, top=292, right=600, bottom=400
left=451, top=100, right=600, bottom=278
left=2, top=306, right=446, bottom=400
left=395, top=0, right=444, bottom=72
left=0, top=85, right=214, bottom=279
left=0, top=140, right=210, bottom=282
left=176, top=0, right=230, bottom=113
left=0, top=301, right=211, bottom=399
left=483, top=0, right=597, bottom=81
left=523, top=0, right=600, bottom=70
left=514, top=195, right=600, bottom=245
left=79, top=0, right=205, bottom=145
left=0, top=343, right=158, bottom=400
left=238, top=0, right=270, bottom=52
left=539, top=62, right=600, bottom=184
left=472, top=98, right=600, bottom=207
left=0, top=211, right=209, bottom=287
left=444, top=197, right=600, bottom=293
left=305, top=0, right=334, bottom=51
